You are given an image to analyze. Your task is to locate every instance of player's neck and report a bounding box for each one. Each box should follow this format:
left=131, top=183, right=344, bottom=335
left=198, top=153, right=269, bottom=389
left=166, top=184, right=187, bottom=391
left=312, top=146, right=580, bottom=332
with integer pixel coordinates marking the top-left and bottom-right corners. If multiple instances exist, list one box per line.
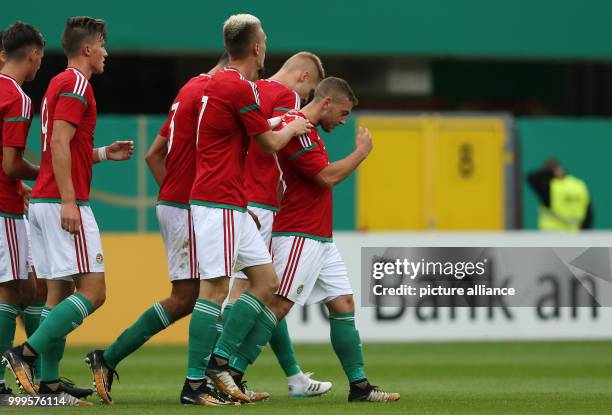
left=67, top=59, right=92, bottom=80
left=227, top=59, right=258, bottom=81
left=269, top=70, right=289, bottom=87
left=0, top=63, right=27, bottom=85
left=300, top=102, right=322, bottom=126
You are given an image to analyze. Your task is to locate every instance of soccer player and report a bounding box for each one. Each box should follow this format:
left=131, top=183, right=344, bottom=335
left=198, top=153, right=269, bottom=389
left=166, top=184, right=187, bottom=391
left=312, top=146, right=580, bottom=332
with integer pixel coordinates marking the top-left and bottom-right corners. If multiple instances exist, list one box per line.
left=0, top=27, right=88, bottom=399
left=0, top=21, right=43, bottom=396
left=86, top=53, right=231, bottom=406
left=183, top=14, right=311, bottom=404
left=2, top=16, right=134, bottom=406
left=224, top=52, right=332, bottom=397
left=244, top=77, right=400, bottom=402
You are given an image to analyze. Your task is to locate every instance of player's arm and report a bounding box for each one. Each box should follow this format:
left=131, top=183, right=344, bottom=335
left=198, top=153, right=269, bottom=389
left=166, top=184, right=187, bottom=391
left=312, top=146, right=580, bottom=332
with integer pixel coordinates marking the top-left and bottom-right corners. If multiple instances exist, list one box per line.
left=314, top=127, right=372, bottom=188
left=51, top=120, right=80, bottom=234
left=2, top=147, right=38, bottom=180
left=237, top=82, right=311, bottom=153
left=92, top=141, right=134, bottom=164
left=145, top=134, right=169, bottom=187
left=2, top=96, right=38, bottom=180
left=253, top=118, right=312, bottom=154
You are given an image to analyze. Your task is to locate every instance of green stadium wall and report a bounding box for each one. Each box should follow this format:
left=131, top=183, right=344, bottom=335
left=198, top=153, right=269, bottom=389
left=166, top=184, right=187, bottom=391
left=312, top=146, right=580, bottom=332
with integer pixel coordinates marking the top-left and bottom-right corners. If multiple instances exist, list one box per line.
left=3, top=0, right=612, bottom=59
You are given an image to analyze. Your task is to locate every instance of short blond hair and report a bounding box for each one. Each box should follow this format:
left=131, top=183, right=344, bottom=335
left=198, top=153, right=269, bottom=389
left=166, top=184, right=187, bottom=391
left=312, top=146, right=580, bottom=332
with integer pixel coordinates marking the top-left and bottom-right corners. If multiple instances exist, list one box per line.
left=282, top=51, right=325, bottom=81
left=223, top=14, right=262, bottom=59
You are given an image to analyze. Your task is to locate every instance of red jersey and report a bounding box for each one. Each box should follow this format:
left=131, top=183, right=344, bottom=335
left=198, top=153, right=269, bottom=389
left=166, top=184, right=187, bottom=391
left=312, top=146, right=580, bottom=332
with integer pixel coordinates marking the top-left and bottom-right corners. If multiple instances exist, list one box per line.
left=272, top=113, right=332, bottom=241
left=31, top=68, right=97, bottom=203
left=244, top=79, right=301, bottom=211
left=190, top=68, right=270, bottom=210
left=157, top=73, right=212, bottom=208
left=0, top=74, right=33, bottom=215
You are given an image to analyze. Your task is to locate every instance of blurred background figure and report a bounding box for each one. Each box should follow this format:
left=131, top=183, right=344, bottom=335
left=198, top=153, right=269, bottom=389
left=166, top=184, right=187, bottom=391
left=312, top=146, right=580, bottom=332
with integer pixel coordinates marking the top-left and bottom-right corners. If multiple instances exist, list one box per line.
left=527, top=159, right=592, bottom=231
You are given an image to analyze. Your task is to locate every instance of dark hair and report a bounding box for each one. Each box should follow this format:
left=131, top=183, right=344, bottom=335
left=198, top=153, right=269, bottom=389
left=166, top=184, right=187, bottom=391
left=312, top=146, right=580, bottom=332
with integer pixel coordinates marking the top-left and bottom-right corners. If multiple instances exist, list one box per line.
left=223, top=16, right=261, bottom=59
left=2, top=22, right=44, bottom=60
left=217, top=51, right=229, bottom=66
left=0, top=30, right=4, bottom=52
left=314, top=77, right=358, bottom=106
left=62, top=16, right=106, bottom=58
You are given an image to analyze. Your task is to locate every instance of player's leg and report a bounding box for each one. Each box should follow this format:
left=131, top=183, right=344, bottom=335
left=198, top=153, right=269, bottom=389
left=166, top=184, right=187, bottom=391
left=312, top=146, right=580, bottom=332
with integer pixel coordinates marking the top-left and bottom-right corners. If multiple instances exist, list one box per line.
left=102, top=279, right=198, bottom=368
left=226, top=208, right=304, bottom=383
left=3, top=204, right=102, bottom=405
left=233, top=236, right=333, bottom=397
left=231, top=234, right=318, bottom=371
left=227, top=233, right=332, bottom=397
left=207, top=209, right=276, bottom=402
left=320, top=244, right=399, bottom=402
left=0, top=281, right=21, bottom=395
left=38, top=279, right=74, bottom=390
left=0, top=216, right=30, bottom=395
left=101, top=205, right=199, bottom=374
left=19, top=272, right=44, bottom=383
left=180, top=205, right=239, bottom=406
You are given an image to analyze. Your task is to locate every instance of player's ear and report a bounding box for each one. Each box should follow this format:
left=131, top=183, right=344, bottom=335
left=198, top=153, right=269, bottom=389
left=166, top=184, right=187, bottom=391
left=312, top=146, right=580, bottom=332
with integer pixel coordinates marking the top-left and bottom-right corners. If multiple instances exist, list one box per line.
left=83, top=43, right=91, bottom=57
left=323, top=96, right=332, bottom=109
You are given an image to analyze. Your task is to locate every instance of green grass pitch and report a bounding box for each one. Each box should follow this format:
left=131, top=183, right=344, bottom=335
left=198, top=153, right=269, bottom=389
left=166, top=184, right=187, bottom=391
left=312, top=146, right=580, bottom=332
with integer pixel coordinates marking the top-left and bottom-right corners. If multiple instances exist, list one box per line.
left=2, top=341, right=611, bottom=414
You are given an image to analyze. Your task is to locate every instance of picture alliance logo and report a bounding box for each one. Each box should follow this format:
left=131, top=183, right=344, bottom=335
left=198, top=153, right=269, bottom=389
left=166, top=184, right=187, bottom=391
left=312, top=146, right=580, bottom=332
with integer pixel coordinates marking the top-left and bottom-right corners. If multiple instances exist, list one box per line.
left=371, top=257, right=489, bottom=280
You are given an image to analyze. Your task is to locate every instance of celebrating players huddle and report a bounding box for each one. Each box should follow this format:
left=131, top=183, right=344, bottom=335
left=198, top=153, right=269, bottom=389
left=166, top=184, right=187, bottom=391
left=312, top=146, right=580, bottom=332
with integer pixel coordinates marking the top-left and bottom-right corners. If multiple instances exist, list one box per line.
left=0, top=14, right=399, bottom=406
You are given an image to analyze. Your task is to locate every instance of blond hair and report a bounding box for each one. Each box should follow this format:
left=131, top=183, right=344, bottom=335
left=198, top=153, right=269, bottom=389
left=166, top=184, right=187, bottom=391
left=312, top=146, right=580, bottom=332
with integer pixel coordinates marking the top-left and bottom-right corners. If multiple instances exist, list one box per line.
left=281, top=51, right=325, bottom=81
left=223, top=14, right=262, bottom=59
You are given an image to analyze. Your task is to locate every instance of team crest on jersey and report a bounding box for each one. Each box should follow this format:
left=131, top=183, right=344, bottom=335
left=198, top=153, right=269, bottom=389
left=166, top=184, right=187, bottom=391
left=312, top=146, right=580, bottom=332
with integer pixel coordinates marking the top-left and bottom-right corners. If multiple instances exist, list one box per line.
left=296, top=284, right=304, bottom=295
left=96, top=253, right=104, bottom=264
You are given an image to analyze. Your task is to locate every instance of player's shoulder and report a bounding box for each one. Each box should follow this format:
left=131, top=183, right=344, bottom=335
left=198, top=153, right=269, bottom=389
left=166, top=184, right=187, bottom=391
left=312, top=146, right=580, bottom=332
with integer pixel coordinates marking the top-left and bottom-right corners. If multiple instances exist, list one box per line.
left=187, top=73, right=212, bottom=87
left=0, top=74, right=31, bottom=115
left=178, top=73, right=212, bottom=96
left=257, top=78, right=290, bottom=94
left=0, top=75, right=25, bottom=101
left=54, top=68, right=91, bottom=97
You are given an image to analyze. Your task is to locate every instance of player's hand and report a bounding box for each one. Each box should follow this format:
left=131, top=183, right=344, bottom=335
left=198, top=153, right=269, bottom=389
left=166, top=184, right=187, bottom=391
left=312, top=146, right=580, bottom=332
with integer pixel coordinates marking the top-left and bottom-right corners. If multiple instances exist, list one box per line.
left=60, top=202, right=81, bottom=234
left=286, top=116, right=313, bottom=136
left=356, top=127, right=373, bottom=157
left=247, top=209, right=261, bottom=230
left=107, top=140, right=135, bottom=161
left=22, top=182, right=32, bottom=213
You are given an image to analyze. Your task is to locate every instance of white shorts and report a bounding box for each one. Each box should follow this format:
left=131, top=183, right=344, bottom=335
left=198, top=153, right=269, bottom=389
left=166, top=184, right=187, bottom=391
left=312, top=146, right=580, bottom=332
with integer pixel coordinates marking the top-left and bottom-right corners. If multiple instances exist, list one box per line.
left=0, top=215, right=29, bottom=283
left=24, top=218, right=34, bottom=273
left=233, top=206, right=276, bottom=281
left=272, top=236, right=353, bottom=306
left=191, top=205, right=271, bottom=280
left=29, top=203, right=104, bottom=281
left=157, top=204, right=198, bottom=281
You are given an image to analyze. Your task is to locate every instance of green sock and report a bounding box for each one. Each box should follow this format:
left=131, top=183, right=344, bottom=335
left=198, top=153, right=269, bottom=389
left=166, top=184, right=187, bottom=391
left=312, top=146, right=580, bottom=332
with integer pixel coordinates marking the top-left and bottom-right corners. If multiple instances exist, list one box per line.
left=222, top=303, right=233, bottom=323
left=329, top=313, right=366, bottom=382
left=232, top=306, right=277, bottom=368
left=213, top=292, right=264, bottom=359
left=104, top=303, right=173, bottom=370
left=27, top=293, right=93, bottom=355
left=21, top=302, right=44, bottom=336
left=269, top=318, right=301, bottom=377
left=211, top=303, right=233, bottom=350
left=21, top=303, right=44, bottom=380
left=0, top=303, right=20, bottom=383
left=39, top=307, right=66, bottom=382
left=187, top=299, right=220, bottom=379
